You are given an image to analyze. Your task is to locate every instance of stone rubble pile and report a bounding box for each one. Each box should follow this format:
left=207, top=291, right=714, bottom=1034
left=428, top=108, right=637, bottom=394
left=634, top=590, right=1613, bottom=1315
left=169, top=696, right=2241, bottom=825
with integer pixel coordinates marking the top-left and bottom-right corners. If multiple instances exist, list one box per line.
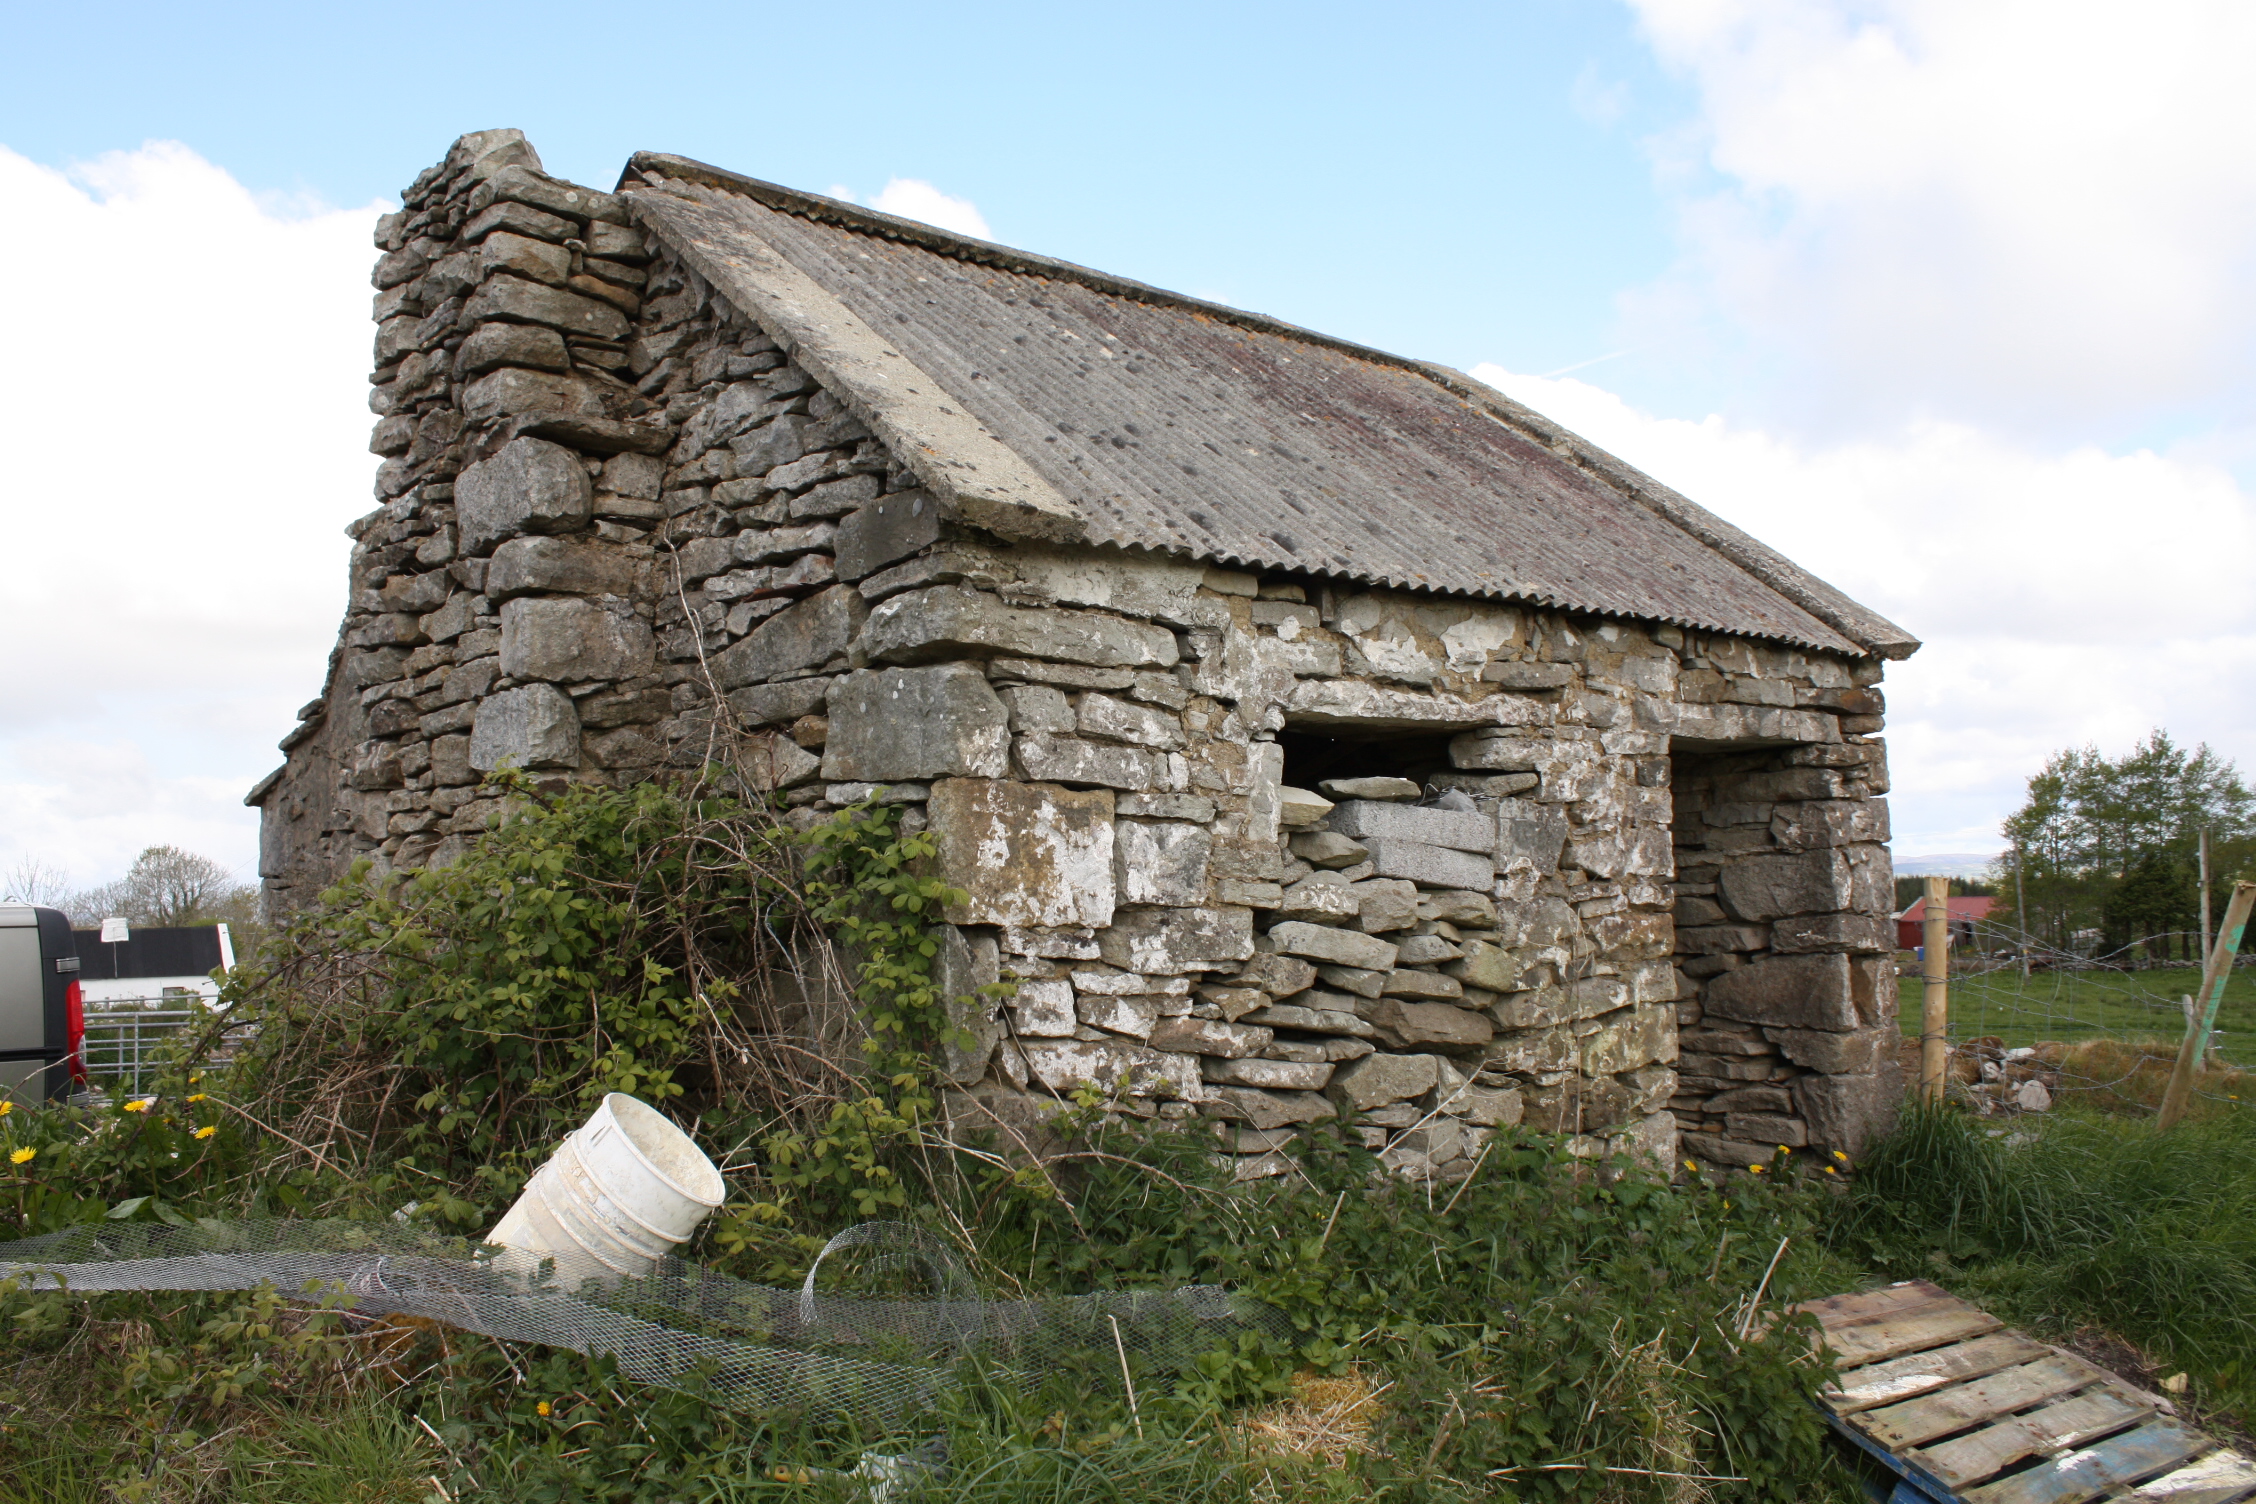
left=253, top=131, right=1906, bottom=1178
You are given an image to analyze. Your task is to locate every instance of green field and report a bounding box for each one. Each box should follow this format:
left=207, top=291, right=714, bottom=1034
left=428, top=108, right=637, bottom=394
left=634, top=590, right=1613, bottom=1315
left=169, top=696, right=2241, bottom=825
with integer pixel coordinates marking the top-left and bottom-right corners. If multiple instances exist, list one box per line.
left=1895, top=959, right=2256, bottom=1062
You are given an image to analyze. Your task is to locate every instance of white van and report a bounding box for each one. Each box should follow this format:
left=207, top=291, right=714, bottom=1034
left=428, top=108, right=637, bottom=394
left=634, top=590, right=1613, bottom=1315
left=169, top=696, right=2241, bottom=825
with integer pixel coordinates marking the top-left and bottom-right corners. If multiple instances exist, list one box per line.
left=0, top=905, right=84, bottom=1106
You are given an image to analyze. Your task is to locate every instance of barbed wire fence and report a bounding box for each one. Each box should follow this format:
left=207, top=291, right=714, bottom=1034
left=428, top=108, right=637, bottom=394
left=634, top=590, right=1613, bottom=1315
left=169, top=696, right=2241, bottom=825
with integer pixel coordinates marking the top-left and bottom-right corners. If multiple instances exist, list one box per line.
left=1904, top=918, right=2252, bottom=1118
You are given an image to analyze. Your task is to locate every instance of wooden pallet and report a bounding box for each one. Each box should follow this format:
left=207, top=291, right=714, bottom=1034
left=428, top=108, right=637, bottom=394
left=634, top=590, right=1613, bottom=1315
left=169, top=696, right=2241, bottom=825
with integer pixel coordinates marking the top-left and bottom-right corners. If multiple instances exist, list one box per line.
left=1796, top=1281, right=2256, bottom=1504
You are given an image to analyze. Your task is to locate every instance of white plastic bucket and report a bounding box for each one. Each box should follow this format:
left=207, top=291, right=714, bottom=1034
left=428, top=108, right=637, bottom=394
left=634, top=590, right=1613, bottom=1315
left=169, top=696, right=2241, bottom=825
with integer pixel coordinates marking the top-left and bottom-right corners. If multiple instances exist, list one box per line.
left=486, top=1093, right=725, bottom=1284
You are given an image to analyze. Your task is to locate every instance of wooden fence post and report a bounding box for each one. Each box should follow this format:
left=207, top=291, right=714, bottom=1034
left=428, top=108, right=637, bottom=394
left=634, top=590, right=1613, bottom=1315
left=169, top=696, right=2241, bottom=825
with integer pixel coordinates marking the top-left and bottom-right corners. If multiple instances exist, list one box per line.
left=2157, top=880, right=2256, bottom=1133
left=1920, top=875, right=1950, bottom=1106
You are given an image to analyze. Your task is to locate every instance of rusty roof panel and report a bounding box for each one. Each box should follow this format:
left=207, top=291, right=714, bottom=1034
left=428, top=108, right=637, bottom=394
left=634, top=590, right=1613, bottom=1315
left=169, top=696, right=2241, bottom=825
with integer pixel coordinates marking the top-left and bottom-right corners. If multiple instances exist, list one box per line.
left=626, top=165, right=1908, bottom=658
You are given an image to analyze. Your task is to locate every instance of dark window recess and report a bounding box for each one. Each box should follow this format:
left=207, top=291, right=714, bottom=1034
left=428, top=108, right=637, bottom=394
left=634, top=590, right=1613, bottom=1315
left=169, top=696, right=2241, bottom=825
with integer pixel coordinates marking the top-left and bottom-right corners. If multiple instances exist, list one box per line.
left=1276, top=729, right=1457, bottom=792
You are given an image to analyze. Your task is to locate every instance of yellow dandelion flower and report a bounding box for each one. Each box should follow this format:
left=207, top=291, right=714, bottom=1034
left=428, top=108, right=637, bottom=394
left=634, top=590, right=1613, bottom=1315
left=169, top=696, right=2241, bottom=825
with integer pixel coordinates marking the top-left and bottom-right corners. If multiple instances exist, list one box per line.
left=1777, top=1144, right=1790, bottom=1154
left=536, top=1400, right=552, bottom=1417
left=1823, top=1166, right=1838, bottom=1175
left=193, top=1125, right=217, bottom=1140
left=0, top=1100, right=13, bottom=1116
left=9, top=1147, right=33, bottom=1165
left=1832, top=1150, right=1848, bottom=1160
left=1748, top=1164, right=1764, bottom=1174
left=123, top=1098, right=152, bottom=1113
left=186, top=1094, right=208, bottom=1104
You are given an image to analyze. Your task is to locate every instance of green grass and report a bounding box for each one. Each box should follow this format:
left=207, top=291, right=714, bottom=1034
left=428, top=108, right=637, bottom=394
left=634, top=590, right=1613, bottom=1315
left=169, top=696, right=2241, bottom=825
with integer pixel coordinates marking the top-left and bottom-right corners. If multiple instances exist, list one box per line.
left=1895, top=959, right=2256, bottom=1061
left=1828, top=1100, right=2256, bottom=1429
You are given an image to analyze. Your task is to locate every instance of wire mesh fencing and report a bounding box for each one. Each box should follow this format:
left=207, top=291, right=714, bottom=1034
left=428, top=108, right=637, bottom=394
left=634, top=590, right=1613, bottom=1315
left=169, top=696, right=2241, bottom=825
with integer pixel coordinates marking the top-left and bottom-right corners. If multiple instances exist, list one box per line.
left=1900, top=921, right=2253, bottom=1118
left=0, top=1218, right=1285, bottom=1426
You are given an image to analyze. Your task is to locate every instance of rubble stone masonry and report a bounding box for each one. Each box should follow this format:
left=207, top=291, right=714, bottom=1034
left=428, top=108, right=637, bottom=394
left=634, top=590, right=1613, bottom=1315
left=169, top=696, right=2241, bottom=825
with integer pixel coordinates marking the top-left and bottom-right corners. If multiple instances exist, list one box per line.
left=252, top=132, right=1902, bottom=1178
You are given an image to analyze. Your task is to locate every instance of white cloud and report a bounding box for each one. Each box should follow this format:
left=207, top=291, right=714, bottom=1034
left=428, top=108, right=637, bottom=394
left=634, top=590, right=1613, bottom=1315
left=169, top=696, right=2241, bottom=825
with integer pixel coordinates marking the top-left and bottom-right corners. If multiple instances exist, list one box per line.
left=1474, top=364, right=2256, bottom=855
left=865, top=178, right=993, bottom=240
left=0, top=141, right=382, bottom=886
left=1624, top=0, right=2256, bottom=445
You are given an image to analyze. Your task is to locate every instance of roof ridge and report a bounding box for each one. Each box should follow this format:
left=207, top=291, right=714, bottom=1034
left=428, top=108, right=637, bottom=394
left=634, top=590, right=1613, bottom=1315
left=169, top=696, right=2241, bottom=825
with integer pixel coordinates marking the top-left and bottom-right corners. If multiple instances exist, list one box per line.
left=620, top=152, right=1447, bottom=377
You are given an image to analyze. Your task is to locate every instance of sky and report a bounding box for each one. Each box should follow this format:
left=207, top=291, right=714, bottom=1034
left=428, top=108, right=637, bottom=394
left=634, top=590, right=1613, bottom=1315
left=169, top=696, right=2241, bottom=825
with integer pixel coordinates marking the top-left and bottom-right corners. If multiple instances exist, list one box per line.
left=1, top=0, right=2252, bottom=893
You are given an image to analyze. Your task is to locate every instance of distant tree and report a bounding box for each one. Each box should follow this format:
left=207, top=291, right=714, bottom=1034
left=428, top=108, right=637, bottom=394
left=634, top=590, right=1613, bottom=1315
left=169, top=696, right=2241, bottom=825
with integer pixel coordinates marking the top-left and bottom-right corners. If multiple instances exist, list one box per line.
left=0, top=857, right=75, bottom=908
left=59, top=846, right=258, bottom=929
left=2000, top=731, right=2254, bottom=960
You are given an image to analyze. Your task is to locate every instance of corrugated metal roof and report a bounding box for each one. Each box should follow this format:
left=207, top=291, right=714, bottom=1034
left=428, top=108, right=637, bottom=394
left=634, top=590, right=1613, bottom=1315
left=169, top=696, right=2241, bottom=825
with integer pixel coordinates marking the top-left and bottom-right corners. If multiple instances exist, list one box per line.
left=621, top=156, right=1917, bottom=660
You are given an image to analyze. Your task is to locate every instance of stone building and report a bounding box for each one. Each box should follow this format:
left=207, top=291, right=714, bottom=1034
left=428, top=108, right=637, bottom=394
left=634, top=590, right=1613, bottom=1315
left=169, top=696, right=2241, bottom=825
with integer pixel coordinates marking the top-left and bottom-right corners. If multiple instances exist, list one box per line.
left=251, top=130, right=1920, bottom=1177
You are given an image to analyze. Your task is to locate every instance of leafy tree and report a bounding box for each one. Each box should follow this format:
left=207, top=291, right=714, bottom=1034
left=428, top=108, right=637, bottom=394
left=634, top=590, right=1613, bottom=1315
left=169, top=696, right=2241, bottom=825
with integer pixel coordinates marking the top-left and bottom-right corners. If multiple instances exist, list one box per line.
left=1999, top=731, right=2255, bottom=959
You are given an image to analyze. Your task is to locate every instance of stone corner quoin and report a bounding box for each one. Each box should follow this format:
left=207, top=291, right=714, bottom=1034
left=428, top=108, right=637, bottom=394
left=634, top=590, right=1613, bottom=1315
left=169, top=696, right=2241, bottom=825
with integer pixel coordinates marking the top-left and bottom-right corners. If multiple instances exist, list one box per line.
left=249, top=127, right=1908, bottom=1182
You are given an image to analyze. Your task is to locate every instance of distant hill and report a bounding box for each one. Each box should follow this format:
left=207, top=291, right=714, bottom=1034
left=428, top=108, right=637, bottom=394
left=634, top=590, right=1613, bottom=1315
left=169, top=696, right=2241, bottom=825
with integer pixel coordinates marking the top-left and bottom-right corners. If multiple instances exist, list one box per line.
left=1894, top=852, right=2005, bottom=879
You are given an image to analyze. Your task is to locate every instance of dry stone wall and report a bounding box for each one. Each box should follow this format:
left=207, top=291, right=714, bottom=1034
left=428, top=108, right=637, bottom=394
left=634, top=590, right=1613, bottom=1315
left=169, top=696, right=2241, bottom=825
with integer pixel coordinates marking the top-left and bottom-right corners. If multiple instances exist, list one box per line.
left=253, top=131, right=1903, bottom=1178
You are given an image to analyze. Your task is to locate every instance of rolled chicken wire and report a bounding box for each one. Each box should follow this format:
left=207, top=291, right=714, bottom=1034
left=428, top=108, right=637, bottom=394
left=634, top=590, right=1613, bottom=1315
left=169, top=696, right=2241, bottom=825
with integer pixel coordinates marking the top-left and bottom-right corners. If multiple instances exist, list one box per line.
left=0, top=1218, right=1281, bottom=1424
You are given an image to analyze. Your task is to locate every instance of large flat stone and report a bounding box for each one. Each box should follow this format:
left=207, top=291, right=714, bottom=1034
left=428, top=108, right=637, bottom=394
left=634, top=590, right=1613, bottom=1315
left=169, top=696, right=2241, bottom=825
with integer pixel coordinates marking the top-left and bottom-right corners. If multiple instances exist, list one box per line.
left=1114, top=819, right=1212, bottom=906
left=1197, top=1087, right=1336, bottom=1129
left=1441, top=1084, right=1523, bottom=1126
left=1275, top=879, right=1362, bottom=925
left=1097, top=905, right=1254, bottom=973
left=464, top=273, right=631, bottom=342
left=1148, top=1017, right=1273, bottom=1058
left=1234, top=954, right=1319, bottom=998
left=1327, top=800, right=1495, bottom=855
left=736, top=731, right=822, bottom=792
left=928, top=778, right=1116, bottom=928
left=1014, top=732, right=1166, bottom=790
left=1579, top=1004, right=1675, bottom=1075
left=469, top=684, right=580, bottom=770
left=1379, top=968, right=1463, bottom=1000
left=821, top=665, right=1010, bottom=781
left=1484, top=978, right=1625, bottom=1031
left=1020, top=1040, right=1202, bottom=1099
left=1007, top=977, right=1076, bottom=1037
left=1265, top=921, right=1397, bottom=971
left=1450, top=939, right=1532, bottom=995
left=1364, top=999, right=1492, bottom=1050
left=1078, top=993, right=1160, bottom=1040
left=1769, top=912, right=1894, bottom=955
left=861, top=585, right=1179, bottom=669
left=1351, top=878, right=1421, bottom=934
left=1285, top=681, right=1532, bottom=730
left=713, top=585, right=868, bottom=689
left=1791, top=1066, right=1902, bottom=1156
left=726, top=677, right=833, bottom=727
left=1237, top=1003, right=1376, bottom=1038
left=1764, top=1025, right=1891, bottom=1074
left=1703, top=953, right=1864, bottom=1032
left=934, top=925, right=1002, bottom=1086
left=834, top=491, right=940, bottom=581
left=498, top=596, right=654, bottom=683
left=1202, top=1056, right=1333, bottom=1090
left=456, top=436, right=593, bottom=555
left=1496, top=800, right=1569, bottom=873
left=1360, top=838, right=1493, bottom=890
left=1718, top=849, right=1855, bottom=920
left=1325, top=1052, right=1439, bottom=1110
left=460, top=368, right=610, bottom=425
left=486, top=536, right=644, bottom=601
left=1770, top=799, right=1890, bottom=852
